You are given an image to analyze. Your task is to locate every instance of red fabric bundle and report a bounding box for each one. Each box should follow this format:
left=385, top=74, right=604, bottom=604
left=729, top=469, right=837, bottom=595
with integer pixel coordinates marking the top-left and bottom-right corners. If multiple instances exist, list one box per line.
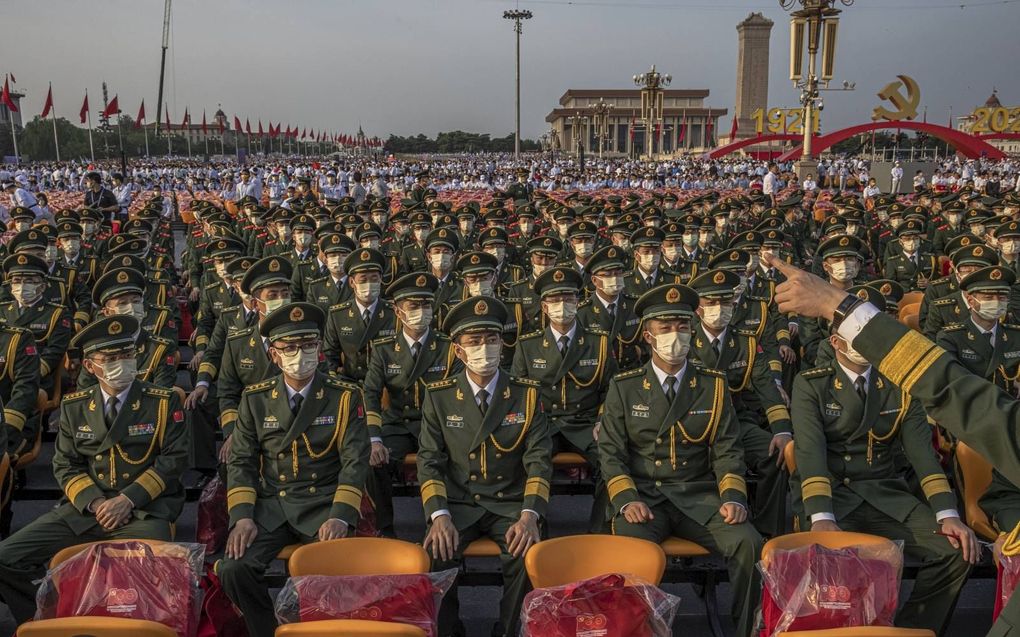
left=759, top=543, right=902, bottom=637
left=521, top=574, right=679, bottom=637
left=37, top=541, right=204, bottom=637
left=275, top=570, right=457, bottom=637
left=197, top=565, right=248, bottom=637
left=995, top=554, right=1020, bottom=620
left=197, top=475, right=229, bottom=554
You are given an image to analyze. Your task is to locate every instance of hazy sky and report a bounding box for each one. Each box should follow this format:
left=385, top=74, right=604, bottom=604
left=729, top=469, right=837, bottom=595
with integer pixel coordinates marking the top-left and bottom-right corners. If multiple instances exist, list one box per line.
left=2, top=0, right=1018, bottom=140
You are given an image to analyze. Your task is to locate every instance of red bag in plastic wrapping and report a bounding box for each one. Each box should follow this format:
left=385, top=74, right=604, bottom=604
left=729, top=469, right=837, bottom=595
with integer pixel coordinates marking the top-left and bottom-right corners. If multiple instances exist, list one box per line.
left=197, top=475, right=229, bottom=554
left=995, top=554, right=1020, bottom=620
left=36, top=541, right=205, bottom=637
left=197, top=564, right=248, bottom=637
left=357, top=493, right=380, bottom=537
left=274, top=569, right=457, bottom=637
left=759, top=542, right=903, bottom=637
left=521, top=573, right=681, bottom=637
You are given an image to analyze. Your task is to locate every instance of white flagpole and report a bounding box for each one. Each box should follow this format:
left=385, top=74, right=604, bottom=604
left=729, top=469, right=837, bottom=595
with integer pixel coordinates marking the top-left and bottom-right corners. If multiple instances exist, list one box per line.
left=143, top=123, right=150, bottom=158
left=49, top=83, right=60, bottom=161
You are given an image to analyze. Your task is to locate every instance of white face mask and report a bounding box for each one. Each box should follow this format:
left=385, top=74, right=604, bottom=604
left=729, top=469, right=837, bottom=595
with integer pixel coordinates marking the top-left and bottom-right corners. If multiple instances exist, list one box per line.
left=14, top=222, right=30, bottom=233
left=372, top=215, right=388, bottom=227
left=557, top=223, right=570, bottom=237
left=701, top=304, right=734, bottom=331
left=215, top=262, right=229, bottom=280
left=83, top=222, right=97, bottom=236
left=278, top=348, right=319, bottom=381
left=546, top=300, right=577, bottom=324
left=361, top=239, right=381, bottom=250
left=971, top=225, right=986, bottom=237
left=877, top=211, right=889, bottom=222
left=112, top=300, right=146, bottom=323
left=846, top=224, right=858, bottom=235
left=1002, top=240, right=1019, bottom=256
left=662, top=245, right=681, bottom=262
left=44, top=246, right=59, bottom=265
left=413, top=228, right=428, bottom=243
left=293, top=231, right=312, bottom=249
left=278, top=227, right=292, bottom=242
left=462, top=342, right=501, bottom=376
left=716, top=218, right=727, bottom=229
left=459, top=221, right=474, bottom=234
left=947, top=214, right=961, bottom=226
left=901, top=239, right=919, bottom=253
left=890, top=218, right=902, bottom=229
left=401, top=307, right=433, bottom=332
left=838, top=337, right=869, bottom=366
left=638, top=253, right=661, bottom=273
left=682, top=233, right=698, bottom=248
left=531, top=262, right=551, bottom=278
left=355, top=281, right=381, bottom=304
left=326, top=254, right=345, bottom=276
left=829, top=260, right=859, bottom=282
left=11, top=281, right=42, bottom=305
left=597, top=275, right=625, bottom=296
left=467, top=278, right=494, bottom=297
left=733, top=275, right=748, bottom=298
left=484, top=247, right=506, bottom=263
left=971, top=296, right=1008, bottom=322
left=613, top=238, right=632, bottom=251
left=652, top=331, right=691, bottom=365
left=62, top=239, right=81, bottom=257
left=748, top=254, right=761, bottom=270
left=519, top=221, right=534, bottom=234
left=699, top=232, right=711, bottom=246
left=261, top=297, right=288, bottom=316
left=429, top=252, right=453, bottom=271
left=573, top=241, right=594, bottom=259
left=95, top=358, right=137, bottom=392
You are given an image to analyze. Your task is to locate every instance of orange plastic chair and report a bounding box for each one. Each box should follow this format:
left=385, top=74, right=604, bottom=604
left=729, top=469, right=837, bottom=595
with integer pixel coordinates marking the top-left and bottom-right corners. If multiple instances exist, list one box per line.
left=464, top=537, right=501, bottom=558
left=761, top=531, right=897, bottom=570
left=552, top=452, right=587, bottom=467
left=900, top=291, right=924, bottom=308
left=17, top=617, right=178, bottom=637
left=276, top=620, right=427, bottom=637
left=525, top=535, right=666, bottom=588
left=955, top=441, right=998, bottom=541
left=904, top=313, right=920, bottom=331
left=776, top=628, right=933, bottom=637
left=287, top=537, right=430, bottom=576
left=897, top=302, right=920, bottom=324
left=49, top=539, right=169, bottom=570
left=785, top=440, right=798, bottom=473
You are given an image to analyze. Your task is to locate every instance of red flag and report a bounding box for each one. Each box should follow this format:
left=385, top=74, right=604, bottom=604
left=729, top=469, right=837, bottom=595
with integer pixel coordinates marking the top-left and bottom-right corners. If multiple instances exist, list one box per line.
left=706, top=116, right=714, bottom=144
left=135, top=100, right=146, bottom=128
left=218, top=114, right=225, bottom=134
left=268, top=121, right=275, bottom=138
left=164, top=104, right=171, bottom=130
left=8, top=73, right=15, bottom=84
left=40, top=85, right=54, bottom=118
left=245, top=118, right=251, bottom=135
left=678, top=113, right=687, bottom=145
left=729, top=115, right=738, bottom=140
left=201, top=110, right=208, bottom=134
left=233, top=115, right=242, bottom=132
left=257, top=120, right=263, bottom=136
left=181, top=107, right=190, bottom=129
left=79, top=92, right=89, bottom=124
left=2, top=78, right=17, bottom=113
left=301, top=128, right=307, bottom=140
left=102, top=94, right=119, bottom=118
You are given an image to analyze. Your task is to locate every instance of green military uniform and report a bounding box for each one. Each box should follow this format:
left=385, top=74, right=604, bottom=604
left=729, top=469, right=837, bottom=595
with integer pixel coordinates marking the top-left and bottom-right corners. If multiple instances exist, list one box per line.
left=792, top=354, right=970, bottom=634
left=303, top=233, right=354, bottom=310
left=511, top=267, right=617, bottom=532
left=220, top=303, right=369, bottom=637
left=364, top=273, right=459, bottom=535
left=0, top=315, right=189, bottom=624
left=77, top=330, right=177, bottom=389
left=0, top=325, right=39, bottom=465
left=883, top=219, right=939, bottom=292
left=506, top=236, right=564, bottom=336
left=418, top=296, right=552, bottom=637
left=398, top=212, right=432, bottom=273
left=323, top=248, right=396, bottom=381
left=578, top=245, right=646, bottom=371
left=193, top=238, right=244, bottom=352
left=599, top=283, right=762, bottom=637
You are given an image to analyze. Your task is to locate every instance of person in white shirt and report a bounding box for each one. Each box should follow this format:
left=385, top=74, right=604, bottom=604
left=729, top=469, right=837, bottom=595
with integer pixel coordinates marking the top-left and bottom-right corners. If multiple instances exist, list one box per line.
left=3, top=181, right=42, bottom=219
left=762, top=163, right=780, bottom=206
left=235, top=168, right=262, bottom=200
left=890, top=161, right=904, bottom=194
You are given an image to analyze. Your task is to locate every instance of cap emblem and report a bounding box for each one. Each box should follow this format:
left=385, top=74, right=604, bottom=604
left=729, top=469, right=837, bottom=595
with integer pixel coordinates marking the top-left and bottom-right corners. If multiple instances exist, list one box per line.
left=991, top=268, right=1003, bottom=280
left=16, top=255, right=26, bottom=265
left=109, top=321, right=123, bottom=335
left=268, top=259, right=280, bottom=272
left=839, top=237, right=849, bottom=247
left=117, top=271, right=128, bottom=283
left=666, top=288, right=681, bottom=304
left=553, top=270, right=564, bottom=282
left=474, top=300, right=488, bottom=315
left=974, top=246, right=984, bottom=257
left=416, top=275, right=427, bottom=287
left=713, top=272, right=725, bottom=285
left=290, top=306, right=304, bottom=321
left=856, top=289, right=869, bottom=300
left=471, top=254, right=480, bottom=265
left=360, top=250, right=370, bottom=260
left=880, top=283, right=892, bottom=295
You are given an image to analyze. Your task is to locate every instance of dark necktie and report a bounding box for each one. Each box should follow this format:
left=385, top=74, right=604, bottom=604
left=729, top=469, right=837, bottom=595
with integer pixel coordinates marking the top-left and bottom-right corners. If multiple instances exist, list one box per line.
left=411, top=341, right=421, bottom=359
left=558, top=335, right=569, bottom=355
left=854, top=376, right=867, bottom=403
left=664, top=376, right=677, bottom=404
left=106, top=396, right=119, bottom=425
left=607, top=302, right=616, bottom=320
left=245, top=311, right=258, bottom=326
left=712, top=338, right=722, bottom=361
left=477, top=389, right=490, bottom=414
left=362, top=308, right=371, bottom=324
left=987, top=330, right=994, bottom=348
left=291, top=393, right=303, bottom=415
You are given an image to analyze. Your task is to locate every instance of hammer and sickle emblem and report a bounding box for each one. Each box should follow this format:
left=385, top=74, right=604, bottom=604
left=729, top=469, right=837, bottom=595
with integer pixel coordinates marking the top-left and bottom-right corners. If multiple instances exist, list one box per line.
left=872, top=75, right=920, bottom=122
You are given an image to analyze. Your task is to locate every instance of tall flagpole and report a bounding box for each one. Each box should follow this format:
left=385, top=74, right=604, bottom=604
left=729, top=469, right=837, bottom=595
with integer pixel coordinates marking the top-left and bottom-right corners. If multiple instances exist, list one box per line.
left=86, top=91, right=95, bottom=162
left=143, top=123, right=150, bottom=157
left=48, top=83, right=60, bottom=161
left=7, top=114, right=18, bottom=163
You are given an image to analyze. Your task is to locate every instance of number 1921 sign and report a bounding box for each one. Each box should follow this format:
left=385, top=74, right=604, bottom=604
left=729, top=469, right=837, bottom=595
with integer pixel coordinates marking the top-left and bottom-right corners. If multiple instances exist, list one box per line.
left=751, top=108, right=821, bottom=135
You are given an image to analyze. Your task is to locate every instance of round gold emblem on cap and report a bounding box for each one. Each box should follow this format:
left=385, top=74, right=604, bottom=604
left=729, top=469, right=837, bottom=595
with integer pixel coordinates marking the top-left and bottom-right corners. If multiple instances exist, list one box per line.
left=553, top=270, right=564, bottom=282
left=474, top=300, right=488, bottom=315
left=839, top=236, right=849, bottom=247
left=974, top=246, right=984, bottom=257
left=991, top=268, right=1003, bottom=280
left=608, top=248, right=617, bottom=257
left=961, top=237, right=972, bottom=246
left=360, top=250, right=370, bottom=260
left=330, top=235, right=339, bottom=244
left=116, top=271, right=128, bottom=283
left=16, top=255, right=26, bottom=265
left=416, top=275, right=427, bottom=287
left=665, top=287, right=681, bottom=303
left=746, top=232, right=754, bottom=240
left=268, top=259, right=280, bottom=272
left=120, top=257, right=131, bottom=266
left=729, top=251, right=739, bottom=260
left=880, top=283, right=892, bottom=295
left=290, top=306, right=304, bottom=321
left=439, top=229, right=447, bottom=238
left=109, top=321, right=123, bottom=335
left=543, top=238, right=551, bottom=247
left=856, top=289, right=868, bottom=300
left=713, top=271, right=725, bottom=285
left=471, top=254, right=480, bottom=265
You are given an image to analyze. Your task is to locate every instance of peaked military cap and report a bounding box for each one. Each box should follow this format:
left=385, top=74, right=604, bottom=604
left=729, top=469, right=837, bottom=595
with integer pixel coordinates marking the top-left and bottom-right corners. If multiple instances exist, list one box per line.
left=104, top=254, right=147, bottom=274
left=867, top=279, right=904, bottom=310
left=690, top=269, right=741, bottom=299
left=226, top=255, right=258, bottom=279
left=567, top=220, right=597, bottom=239
left=71, top=315, right=140, bottom=355
left=388, top=272, right=439, bottom=301
left=845, top=285, right=886, bottom=315
left=585, top=245, right=628, bottom=275
left=534, top=267, right=583, bottom=298
left=260, top=302, right=325, bottom=342
left=995, top=221, right=1020, bottom=239
left=443, top=295, right=507, bottom=337
left=944, top=234, right=980, bottom=256
left=630, top=226, right=665, bottom=246
left=895, top=219, right=925, bottom=237
left=241, top=255, right=294, bottom=295
left=9, top=207, right=35, bottom=222
left=951, top=243, right=998, bottom=268
left=526, top=236, right=562, bottom=256
left=343, top=248, right=385, bottom=276
left=7, top=229, right=47, bottom=254
left=3, top=253, right=47, bottom=277
left=93, top=267, right=145, bottom=305
left=634, top=283, right=699, bottom=320
left=960, top=265, right=1016, bottom=293
left=354, top=220, right=383, bottom=241
left=319, top=233, right=356, bottom=254
left=107, top=237, right=148, bottom=257
left=817, top=234, right=865, bottom=259
left=122, top=219, right=154, bottom=236
left=55, top=221, right=83, bottom=238
left=456, top=251, right=498, bottom=275
left=208, top=237, right=246, bottom=259
left=425, top=228, right=460, bottom=252
left=728, top=230, right=763, bottom=250
left=707, top=248, right=751, bottom=271
left=477, top=227, right=509, bottom=247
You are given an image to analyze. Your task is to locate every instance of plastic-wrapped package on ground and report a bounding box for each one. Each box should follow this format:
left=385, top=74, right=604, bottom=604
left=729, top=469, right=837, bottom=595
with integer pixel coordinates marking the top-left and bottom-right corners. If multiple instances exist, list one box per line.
left=520, top=573, right=681, bottom=637
left=759, top=541, right=904, bottom=637
left=196, top=474, right=228, bottom=554
left=36, top=540, right=205, bottom=637
left=995, top=553, right=1020, bottom=620
left=274, top=568, right=458, bottom=637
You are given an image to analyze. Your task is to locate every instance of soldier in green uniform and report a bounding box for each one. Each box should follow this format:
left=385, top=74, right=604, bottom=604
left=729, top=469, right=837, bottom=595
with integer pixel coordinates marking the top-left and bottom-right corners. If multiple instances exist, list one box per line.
left=303, top=233, right=355, bottom=310
left=883, top=219, right=938, bottom=292
left=323, top=248, right=396, bottom=381
left=478, top=227, right=521, bottom=286
left=364, top=272, right=459, bottom=537
left=918, top=235, right=984, bottom=333
left=78, top=268, right=177, bottom=389
left=688, top=268, right=791, bottom=537
left=54, top=220, right=99, bottom=291
left=0, top=321, right=39, bottom=463
left=599, top=282, right=762, bottom=637
left=624, top=227, right=679, bottom=297
left=506, top=236, right=563, bottom=336
left=578, top=246, right=645, bottom=371
left=925, top=244, right=1000, bottom=340
left=564, top=220, right=598, bottom=275
left=0, top=315, right=189, bottom=624
left=399, top=211, right=433, bottom=274
left=193, top=237, right=243, bottom=354
left=418, top=296, right=552, bottom=637
left=799, top=235, right=870, bottom=366
left=512, top=267, right=616, bottom=532
left=791, top=296, right=976, bottom=634
left=424, top=229, right=462, bottom=313
left=220, top=302, right=369, bottom=637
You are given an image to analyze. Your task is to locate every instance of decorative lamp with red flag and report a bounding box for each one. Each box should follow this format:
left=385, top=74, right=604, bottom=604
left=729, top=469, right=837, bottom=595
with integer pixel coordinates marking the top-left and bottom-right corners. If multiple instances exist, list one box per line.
left=678, top=112, right=687, bottom=146
left=79, top=92, right=89, bottom=124
left=102, top=95, right=119, bottom=119
left=135, top=100, right=146, bottom=128
left=40, top=85, right=54, bottom=119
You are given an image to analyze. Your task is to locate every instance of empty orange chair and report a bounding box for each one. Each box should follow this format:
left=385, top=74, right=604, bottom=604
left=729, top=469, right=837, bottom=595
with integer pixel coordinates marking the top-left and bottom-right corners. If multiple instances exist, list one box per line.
left=17, top=617, right=178, bottom=637
left=900, top=291, right=924, bottom=308
left=524, top=534, right=666, bottom=588
left=287, top=537, right=430, bottom=576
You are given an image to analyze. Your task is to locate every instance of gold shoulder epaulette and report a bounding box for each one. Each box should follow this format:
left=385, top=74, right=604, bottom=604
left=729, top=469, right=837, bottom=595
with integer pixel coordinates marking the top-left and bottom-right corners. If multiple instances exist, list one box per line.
left=149, top=334, right=173, bottom=345
left=63, top=388, right=91, bottom=402
left=800, top=366, right=835, bottom=379
left=933, top=297, right=956, bottom=306
left=1003, top=323, right=1020, bottom=331
left=141, top=385, right=171, bottom=397
left=44, top=301, right=69, bottom=311
left=244, top=379, right=275, bottom=393
left=613, top=368, right=645, bottom=381
left=203, top=281, right=221, bottom=290
left=323, top=375, right=358, bottom=390
left=941, top=323, right=966, bottom=332
left=330, top=301, right=352, bottom=312
left=932, top=275, right=951, bottom=285
left=519, top=330, right=543, bottom=340
left=577, top=297, right=593, bottom=308
left=308, top=275, right=328, bottom=285
left=695, top=365, right=726, bottom=377
left=734, top=328, right=757, bottom=338
left=370, top=335, right=396, bottom=346
left=746, top=293, right=769, bottom=302
left=586, top=326, right=609, bottom=337
left=228, top=326, right=256, bottom=339
left=513, top=377, right=541, bottom=387
left=426, top=378, right=458, bottom=391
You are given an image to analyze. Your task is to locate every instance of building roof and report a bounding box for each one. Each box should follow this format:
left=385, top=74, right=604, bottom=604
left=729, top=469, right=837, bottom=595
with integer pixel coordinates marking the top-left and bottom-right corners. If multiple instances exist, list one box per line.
left=985, top=89, right=1002, bottom=108
left=545, top=106, right=726, bottom=123
left=557, top=88, right=710, bottom=106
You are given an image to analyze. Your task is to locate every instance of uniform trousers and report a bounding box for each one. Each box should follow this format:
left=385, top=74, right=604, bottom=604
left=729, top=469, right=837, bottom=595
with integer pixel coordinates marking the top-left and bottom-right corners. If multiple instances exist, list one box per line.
left=365, top=431, right=417, bottom=537
left=613, top=504, right=762, bottom=637
left=0, top=506, right=172, bottom=624
left=738, top=414, right=789, bottom=538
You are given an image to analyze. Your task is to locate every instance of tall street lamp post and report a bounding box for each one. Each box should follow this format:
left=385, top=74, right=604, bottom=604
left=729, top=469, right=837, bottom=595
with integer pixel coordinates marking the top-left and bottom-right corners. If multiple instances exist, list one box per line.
left=591, top=98, right=614, bottom=158
left=633, top=65, right=671, bottom=160
left=504, top=9, right=533, bottom=164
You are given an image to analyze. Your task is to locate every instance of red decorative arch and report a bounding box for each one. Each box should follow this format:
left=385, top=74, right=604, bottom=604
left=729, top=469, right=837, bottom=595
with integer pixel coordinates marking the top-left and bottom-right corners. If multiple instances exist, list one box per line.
left=706, top=134, right=802, bottom=159
left=977, top=132, right=1020, bottom=142
left=773, top=121, right=1006, bottom=163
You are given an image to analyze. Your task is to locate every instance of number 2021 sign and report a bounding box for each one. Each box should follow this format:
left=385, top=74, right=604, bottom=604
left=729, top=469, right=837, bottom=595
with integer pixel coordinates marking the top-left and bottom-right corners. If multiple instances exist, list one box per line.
left=751, top=108, right=821, bottom=135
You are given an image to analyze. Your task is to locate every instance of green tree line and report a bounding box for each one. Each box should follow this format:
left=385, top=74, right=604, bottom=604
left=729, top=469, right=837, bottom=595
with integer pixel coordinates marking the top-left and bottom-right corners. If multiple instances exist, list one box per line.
left=384, top=130, right=541, bottom=154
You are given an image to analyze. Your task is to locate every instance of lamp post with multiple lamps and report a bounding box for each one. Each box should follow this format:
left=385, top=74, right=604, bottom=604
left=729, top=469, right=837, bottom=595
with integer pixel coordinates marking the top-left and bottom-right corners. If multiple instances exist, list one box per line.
left=503, top=8, right=533, bottom=164
left=781, top=0, right=853, bottom=179
left=633, top=65, right=671, bottom=160
left=570, top=111, right=588, bottom=161
left=591, top=98, right=614, bottom=158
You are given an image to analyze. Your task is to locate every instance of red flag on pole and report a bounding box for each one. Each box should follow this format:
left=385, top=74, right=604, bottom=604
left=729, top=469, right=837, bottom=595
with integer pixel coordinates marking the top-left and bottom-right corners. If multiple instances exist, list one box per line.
left=181, top=107, right=189, bottom=129
left=40, top=85, right=54, bottom=118
left=729, top=115, right=738, bottom=141
left=103, top=95, right=119, bottom=118
left=165, top=104, right=171, bottom=130
left=301, top=128, right=307, bottom=140
left=245, top=118, right=251, bottom=135
left=2, top=78, right=17, bottom=113
left=202, top=110, right=208, bottom=134
left=257, top=120, right=264, bottom=136
left=8, top=73, right=15, bottom=84
left=678, top=113, right=687, bottom=145
left=233, top=115, right=242, bottom=132
left=135, top=100, right=146, bottom=128
left=706, top=116, right=714, bottom=145
left=268, top=121, right=275, bottom=138
left=218, top=114, right=225, bottom=134
left=79, top=92, right=89, bottom=124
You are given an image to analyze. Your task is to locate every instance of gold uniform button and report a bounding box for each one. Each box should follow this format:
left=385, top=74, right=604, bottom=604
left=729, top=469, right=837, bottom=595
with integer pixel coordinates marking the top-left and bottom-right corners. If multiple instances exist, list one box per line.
left=311, top=473, right=317, bottom=479
left=473, top=494, right=481, bottom=501
left=654, top=460, right=662, bottom=467
left=495, top=453, right=503, bottom=459
left=95, top=454, right=103, bottom=460
left=470, top=475, right=477, bottom=481
left=496, top=491, right=503, bottom=498
left=654, top=480, right=662, bottom=487
left=843, top=478, right=851, bottom=486
left=278, top=453, right=286, bottom=460
left=122, top=473, right=130, bottom=479
left=279, top=475, right=287, bottom=482
left=655, top=438, right=662, bottom=445
left=469, top=453, right=477, bottom=460
left=496, top=475, right=503, bottom=480
left=279, top=490, right=287, bottom=497
left=844, top=455, right=851, bottom=462
left=97, top=474, right=104, bottom=480
left=309, top=486, right=316, bottom=494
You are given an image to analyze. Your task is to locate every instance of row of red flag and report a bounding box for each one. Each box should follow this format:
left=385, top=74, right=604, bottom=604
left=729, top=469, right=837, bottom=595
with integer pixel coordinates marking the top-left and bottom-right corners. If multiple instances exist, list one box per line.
left=2, top=74, right=381, bottom=147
